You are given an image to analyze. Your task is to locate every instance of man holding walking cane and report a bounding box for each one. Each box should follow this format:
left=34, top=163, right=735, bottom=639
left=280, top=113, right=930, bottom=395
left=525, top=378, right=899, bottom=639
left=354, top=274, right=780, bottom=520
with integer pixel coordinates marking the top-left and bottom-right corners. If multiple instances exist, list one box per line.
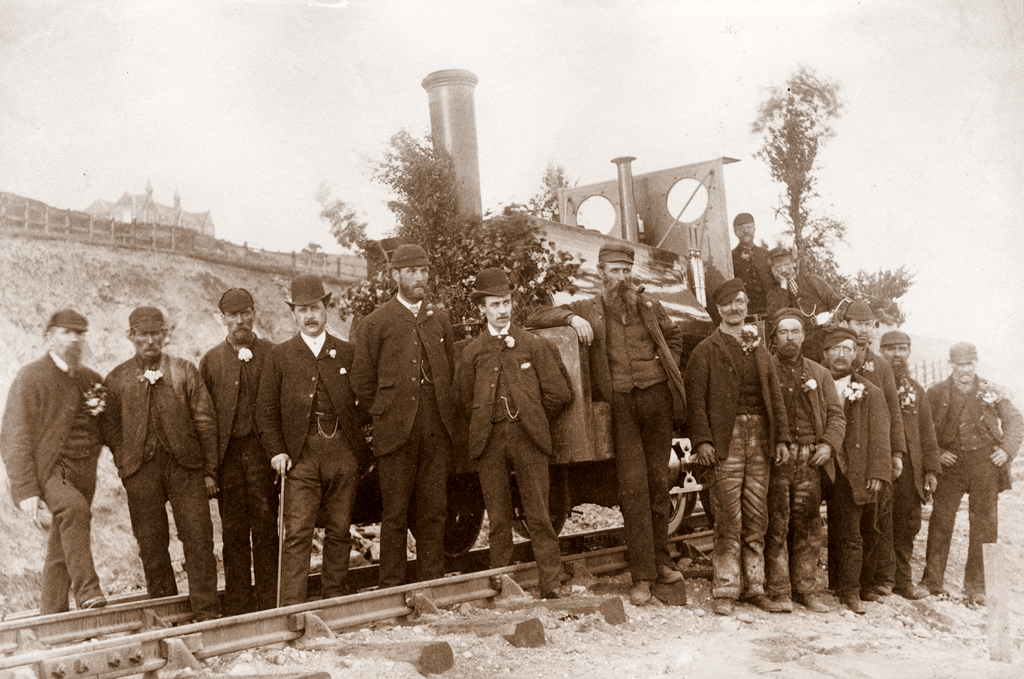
left=256, top=274, right=370, bottom=607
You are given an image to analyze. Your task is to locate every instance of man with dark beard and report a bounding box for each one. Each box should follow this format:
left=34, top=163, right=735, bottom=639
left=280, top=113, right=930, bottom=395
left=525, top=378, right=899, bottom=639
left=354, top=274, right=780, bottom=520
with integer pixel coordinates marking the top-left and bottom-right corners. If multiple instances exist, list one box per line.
left=528, top=242, right=687, bottom=606
left=765, top=309, right=845, bottom=613
left=200, top=288, right=278, bottom=614
left=730, top=213, right=773, bottom=317
left=877, top=330, right=940, bottom=600
left=685, top=279, right=791, bottom=616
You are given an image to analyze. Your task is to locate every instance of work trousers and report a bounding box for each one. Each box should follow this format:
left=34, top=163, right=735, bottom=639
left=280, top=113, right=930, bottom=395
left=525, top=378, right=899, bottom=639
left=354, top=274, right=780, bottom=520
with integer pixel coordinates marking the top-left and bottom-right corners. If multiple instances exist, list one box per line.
left=710, top=414, right=770, bottom=600
left=477, top=420, right=562, bottom=593
left=377, top=386, right=451, bottom=588
left=39, top=452, right=103, bottom=614
left=122, top=445, right=219, bottom=620
left=765, top=444, right=823, bottom=597
left=892, top=456, right=924, bottom=591
left=922, top=448, right=1000, bottom=596
left=859, top=482, right=894, bottom=592
left=610, top=382, right=673, bottom=583
left=218, top=434, right=279, bottom=615
left=279, top=431, right=359, bottom=607
left=827, top=467, right=878, bottom=598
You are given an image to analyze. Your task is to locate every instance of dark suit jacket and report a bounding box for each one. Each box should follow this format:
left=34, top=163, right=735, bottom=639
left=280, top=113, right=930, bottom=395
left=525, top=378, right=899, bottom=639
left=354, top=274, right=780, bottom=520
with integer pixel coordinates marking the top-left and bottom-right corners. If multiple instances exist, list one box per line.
left=765, top=273, right=843, bottom=323
left=684, top=329, right=791, bottom=459
left=899, top=375, right=941, bottom=502
left=255, top=333, right=370, bottom=464
left=103, top=353, right=218, bottom=479
left=1, top=356, right=103, bottom=503
left=455, top=324, right=573, bottom=460
left=732, top=244, right=774, bottom=312
left=771, top=354, right=846, bottom=467
left=859, top=348, right=908, bottom=460
left=833, top=374, right=891, bottom=504
left=351, top=297, right=456, bottom=457
left=526, top=292, right=687, bottom=425
left=929, top=375, right=1024, bottom=493
left=199, top=336, right=275, bottom=464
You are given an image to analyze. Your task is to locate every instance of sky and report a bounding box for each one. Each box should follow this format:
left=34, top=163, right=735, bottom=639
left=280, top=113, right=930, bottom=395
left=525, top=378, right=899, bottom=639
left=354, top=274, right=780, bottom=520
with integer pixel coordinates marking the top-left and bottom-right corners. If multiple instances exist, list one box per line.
left=1, top=0, right=1022, bottom=358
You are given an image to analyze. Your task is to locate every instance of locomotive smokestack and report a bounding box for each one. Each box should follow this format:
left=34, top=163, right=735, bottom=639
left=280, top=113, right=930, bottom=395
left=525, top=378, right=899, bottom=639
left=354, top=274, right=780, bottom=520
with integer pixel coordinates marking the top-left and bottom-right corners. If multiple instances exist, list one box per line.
left=612, top=156, right=640, bottom=242
left=422, top=69, right=483, bottom=223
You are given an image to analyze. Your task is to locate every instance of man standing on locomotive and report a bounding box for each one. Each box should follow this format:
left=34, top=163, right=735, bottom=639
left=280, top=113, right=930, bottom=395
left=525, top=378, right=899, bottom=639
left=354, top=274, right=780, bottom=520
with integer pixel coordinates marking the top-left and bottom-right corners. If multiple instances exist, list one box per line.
left=684, top=279, right=791, bottom=616
left=528, top=242, right=687, bottom=606
left=730, top=213, right=773, bottom=317
left=455, top=268, right=574, bottom=599
left=764, top=246, right=844, bottom=363
left=765, top=309, right=845, bottom=613
left=351, top=244, right=457, bottom=589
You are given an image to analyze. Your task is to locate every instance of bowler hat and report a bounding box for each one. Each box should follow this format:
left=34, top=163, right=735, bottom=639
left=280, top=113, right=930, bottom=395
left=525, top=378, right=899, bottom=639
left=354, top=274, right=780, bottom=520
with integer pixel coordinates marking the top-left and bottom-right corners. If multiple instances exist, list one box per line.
left=286, top=274, right=331, bottom=308
left=714, top=278, right=746, bottom=307
left=471, top=268, right=514, bottom=303
left=880, top=330, right=911, bottom=347
left=844, top=300, right=874, bottom=322
left=733, top=213, right=754, bottom=228
left=390, top=244, right=430, bottom=270
left=771, top=307, right=805, bottom=334
left=949, top=342, right=977, bottom=363
left=46, top=309, right=88, bottom=333
left=822, top=327, right=858, bottom=351
left=129, top=306, right=166, bottom=332
left=219, top=288, right=254, bottom=314
left=598, top=242, right=635, bottom=265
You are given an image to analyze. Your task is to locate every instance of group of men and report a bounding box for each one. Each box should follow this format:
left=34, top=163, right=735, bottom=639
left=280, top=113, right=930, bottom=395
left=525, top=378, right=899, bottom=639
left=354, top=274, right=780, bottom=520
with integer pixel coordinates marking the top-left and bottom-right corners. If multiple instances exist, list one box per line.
left=2, top=228, right=1021, bottom=620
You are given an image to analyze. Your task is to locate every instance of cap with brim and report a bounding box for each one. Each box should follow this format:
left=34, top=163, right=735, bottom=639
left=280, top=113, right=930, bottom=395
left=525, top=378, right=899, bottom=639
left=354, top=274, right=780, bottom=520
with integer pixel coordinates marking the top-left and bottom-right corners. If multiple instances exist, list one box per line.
left=714, top=278, right=746, bottom=307
left=880, top=330, right=911, bottom=347
left=733, top=213, right=754, bottom=227
left=129, top=306, right=166, bottom=332
left=598, top=242, right=635, bottom=265
left=949, top=342, right=977, bottom=363
left=219, top=288, right=254, bottom=314
left=286, top=274, right=331, bottom=308
left=470, top=267, right=514, bottom=303
left=771, top=308, right=805, bottom=334
left=390, top=244, right=430, bottom=270
left=822, top=327, right=859, bottom=351
left=768, top=245, right=793, bottom=261
left=844, top=300, right=874, bottom=322
left=47, top=309, right=88, bottom=332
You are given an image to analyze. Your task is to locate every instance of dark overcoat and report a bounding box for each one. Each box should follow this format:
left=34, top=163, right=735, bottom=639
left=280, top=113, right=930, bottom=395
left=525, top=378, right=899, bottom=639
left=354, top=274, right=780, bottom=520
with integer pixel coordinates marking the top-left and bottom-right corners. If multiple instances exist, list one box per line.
left=832, top=374, right=891, bottom=505
left=771, top=354, right=846, bottom=461
left=898, top=375, right=941, bottom=502
left=859, top=348, right=908, bottom=459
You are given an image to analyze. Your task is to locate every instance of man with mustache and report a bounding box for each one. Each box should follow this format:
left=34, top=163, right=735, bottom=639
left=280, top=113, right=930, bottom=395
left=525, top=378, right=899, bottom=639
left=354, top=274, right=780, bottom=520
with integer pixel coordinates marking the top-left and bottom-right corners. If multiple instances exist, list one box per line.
left=103, top=307, right=220, bottom=621
left=200, top=288, right=278, bottom=614
left=685, top=279, right=791, bottom=616
left=1, top=309, right=107, bottom=613
left=764, top=246, right=844, bottom=363
left=528, top=242, right=687, bottom=606
left=256, top=275, right=369, bottom=606
left=730, top=213, right=773, bottom=317
left=922, top=342, right=1023, bottom=605
left=764, top=309, right=845, bottom=613
left=352, top=244, right=457, bottom=589
left=820, top=327, right=891, bottom=614
left=877, top=330, right=940, bottom=600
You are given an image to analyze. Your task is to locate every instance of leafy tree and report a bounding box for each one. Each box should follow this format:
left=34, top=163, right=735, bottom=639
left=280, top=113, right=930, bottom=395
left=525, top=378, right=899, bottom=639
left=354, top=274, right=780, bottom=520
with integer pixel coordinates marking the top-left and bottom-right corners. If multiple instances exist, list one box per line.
left=317, top=184, right=369, bottom=252
left=528, top=163, right=577, bottom=222
left=845, top=266, right=916, bottom=326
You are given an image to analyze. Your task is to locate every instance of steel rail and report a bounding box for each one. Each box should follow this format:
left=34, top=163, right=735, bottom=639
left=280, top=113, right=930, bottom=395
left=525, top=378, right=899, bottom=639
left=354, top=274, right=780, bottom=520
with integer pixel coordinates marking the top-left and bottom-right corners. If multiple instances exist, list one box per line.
left=0, top=530, right=711, bottom=678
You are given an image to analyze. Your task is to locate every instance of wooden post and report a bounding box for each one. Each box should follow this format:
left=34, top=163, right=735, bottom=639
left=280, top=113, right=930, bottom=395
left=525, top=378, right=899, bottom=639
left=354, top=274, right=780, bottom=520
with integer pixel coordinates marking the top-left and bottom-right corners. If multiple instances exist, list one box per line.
left=65, top=210, right=71, bottom=240
left=171, top=225, right=176, bottom=250
left=983, top=543, right=1012, bottom=662
left=44, top=206, right=49, bottom=233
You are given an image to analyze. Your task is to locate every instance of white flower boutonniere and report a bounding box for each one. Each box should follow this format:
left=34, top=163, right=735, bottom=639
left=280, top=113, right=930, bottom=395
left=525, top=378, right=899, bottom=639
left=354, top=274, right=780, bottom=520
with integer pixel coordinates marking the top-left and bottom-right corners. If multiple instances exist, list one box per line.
left=504, top=336, right=516, bottom=349
left=83, top=384, right=107, bottom=416
left=802, top=378, right=817, bottom=392
left=979, top=385, right=1002, bottom=405
left=739, top=325, right=759, bottom=354
left=328, top=349, right=336, bottom=359
left=339, top=367, right=347, bottom=375
left=237, top=347, right=253, bottom=362
left=862, top=360, right=875, bottom=373
left=897, top=380, right=917, bottom=410
left=141, top=369, right=163, bottom=385
left=426, top=309, right=434, bottom=318
left=843, top=381, right=866, bottom=402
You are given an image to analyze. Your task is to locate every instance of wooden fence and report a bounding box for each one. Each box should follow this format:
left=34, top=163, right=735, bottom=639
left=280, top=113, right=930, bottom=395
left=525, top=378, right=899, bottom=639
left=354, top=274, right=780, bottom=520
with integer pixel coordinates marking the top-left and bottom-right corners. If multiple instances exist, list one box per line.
left=0, top=192, right=366, bottom=283
left=910, top=358, right=949, bottom=389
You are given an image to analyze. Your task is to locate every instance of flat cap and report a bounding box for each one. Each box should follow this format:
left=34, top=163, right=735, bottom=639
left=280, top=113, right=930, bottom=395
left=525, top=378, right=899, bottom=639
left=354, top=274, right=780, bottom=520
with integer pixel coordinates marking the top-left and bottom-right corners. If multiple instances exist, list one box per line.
left=46, top=309, right=88, bottom=332
left=844, top=300, right=874, bottom=322
left=771, top=307, right=805, bottom=334
left=880, top=330, right=911, bottom=347
left=390, top=244, right=430, bottom=270
left=286, top=274, right=331, bottom=308
left=219, top=288, right=254, bottom=314
left=598, top=242, right=635, bottom=265
left=822, top=327, right=859, bottom=351
left=471, top=267, right=514, bottom=302
left=768, top=245, right=794, bottom=261
left=714, top=278, right=746, bottom=307
left=949, top=342, right=977, bottom=363
left=129, top=306, right=166, bottom=332
left=733, top=213, right=754, bottom=227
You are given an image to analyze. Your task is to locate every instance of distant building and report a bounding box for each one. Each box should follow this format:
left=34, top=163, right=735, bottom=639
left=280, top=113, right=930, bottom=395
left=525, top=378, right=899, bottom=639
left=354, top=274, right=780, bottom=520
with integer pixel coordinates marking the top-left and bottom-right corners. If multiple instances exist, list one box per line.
left=85, top=180, right=214, bottom=237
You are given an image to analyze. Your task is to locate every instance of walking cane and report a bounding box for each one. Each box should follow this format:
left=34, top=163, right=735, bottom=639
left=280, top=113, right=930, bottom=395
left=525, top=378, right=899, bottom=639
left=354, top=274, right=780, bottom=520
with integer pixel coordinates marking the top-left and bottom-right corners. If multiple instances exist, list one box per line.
left=276, top=473, right=286, bottom=608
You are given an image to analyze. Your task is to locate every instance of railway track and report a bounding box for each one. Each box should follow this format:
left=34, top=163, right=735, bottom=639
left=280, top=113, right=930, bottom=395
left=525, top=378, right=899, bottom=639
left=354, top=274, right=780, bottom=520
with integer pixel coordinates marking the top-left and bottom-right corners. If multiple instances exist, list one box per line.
left=0, top=525, right=711, bottom=678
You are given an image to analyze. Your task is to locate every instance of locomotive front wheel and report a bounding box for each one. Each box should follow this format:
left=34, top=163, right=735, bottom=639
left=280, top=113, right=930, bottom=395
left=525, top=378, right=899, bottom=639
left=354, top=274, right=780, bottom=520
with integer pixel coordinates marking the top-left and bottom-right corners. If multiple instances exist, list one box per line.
left=667, top=488, right=698, bottom=535
left=442, top=474, right=486, bottom=558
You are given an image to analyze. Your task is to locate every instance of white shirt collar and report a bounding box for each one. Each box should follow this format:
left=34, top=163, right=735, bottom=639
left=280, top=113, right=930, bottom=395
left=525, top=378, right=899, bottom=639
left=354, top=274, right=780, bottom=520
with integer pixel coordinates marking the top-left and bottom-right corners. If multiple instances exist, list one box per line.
left=833, top=374, right=852, bottom=404
left=487, top=323, right=511, bottom=337
left=300, top=331, right=327, bottom=357
left=49, top=352, right=69, bottom=373
left=396, top=294, right=421, bottom=317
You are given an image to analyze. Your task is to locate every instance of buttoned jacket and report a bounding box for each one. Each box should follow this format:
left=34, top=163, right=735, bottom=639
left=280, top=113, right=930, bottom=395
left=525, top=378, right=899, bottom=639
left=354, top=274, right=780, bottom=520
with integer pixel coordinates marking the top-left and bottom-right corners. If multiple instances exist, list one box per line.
left=858, top=348, right=908, bottom=459
left=255, top=333, right=369, bottom=463
left=732, top=245, right=774, bottom=294
left=351, top=297, right=456, bottom=457
left=455, top=324, right=574, bottom=460
left=771, top=354, right=846, bottom=458
left=1, top=356, right=104, bottom=503
left=103, top=353, right=218, bottom=480
left=832, top=373, right=891, bottom=504
left=199, top=336, right=275, bottom=464
left=526, top=293, right=687, bottom=424
left=897, top=375, right=941, bottom=502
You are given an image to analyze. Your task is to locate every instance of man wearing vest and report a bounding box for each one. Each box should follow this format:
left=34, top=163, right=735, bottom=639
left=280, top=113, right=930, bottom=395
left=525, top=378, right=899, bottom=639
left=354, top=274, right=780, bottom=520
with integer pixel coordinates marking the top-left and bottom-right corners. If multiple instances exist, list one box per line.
left=351, top=244, right=457, bottom=588
left=103, top=306, right=220, bottom=621
left=685, top=278, right=792, bottom=616
left=200, top=288, right=278, bottom=614
left=1, top=309, right=107, bottom=613
left=256, top=275, right=370, bottom=606
left=922, top=342, right=1023, bottom=605
left=455, top=268, right=574, bottom=599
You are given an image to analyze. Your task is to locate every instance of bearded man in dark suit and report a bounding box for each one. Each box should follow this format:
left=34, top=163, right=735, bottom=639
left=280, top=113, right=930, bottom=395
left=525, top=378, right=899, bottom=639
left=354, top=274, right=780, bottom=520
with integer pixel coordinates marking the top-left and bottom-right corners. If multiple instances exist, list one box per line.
left=256, top=275, right=370, bottom=607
